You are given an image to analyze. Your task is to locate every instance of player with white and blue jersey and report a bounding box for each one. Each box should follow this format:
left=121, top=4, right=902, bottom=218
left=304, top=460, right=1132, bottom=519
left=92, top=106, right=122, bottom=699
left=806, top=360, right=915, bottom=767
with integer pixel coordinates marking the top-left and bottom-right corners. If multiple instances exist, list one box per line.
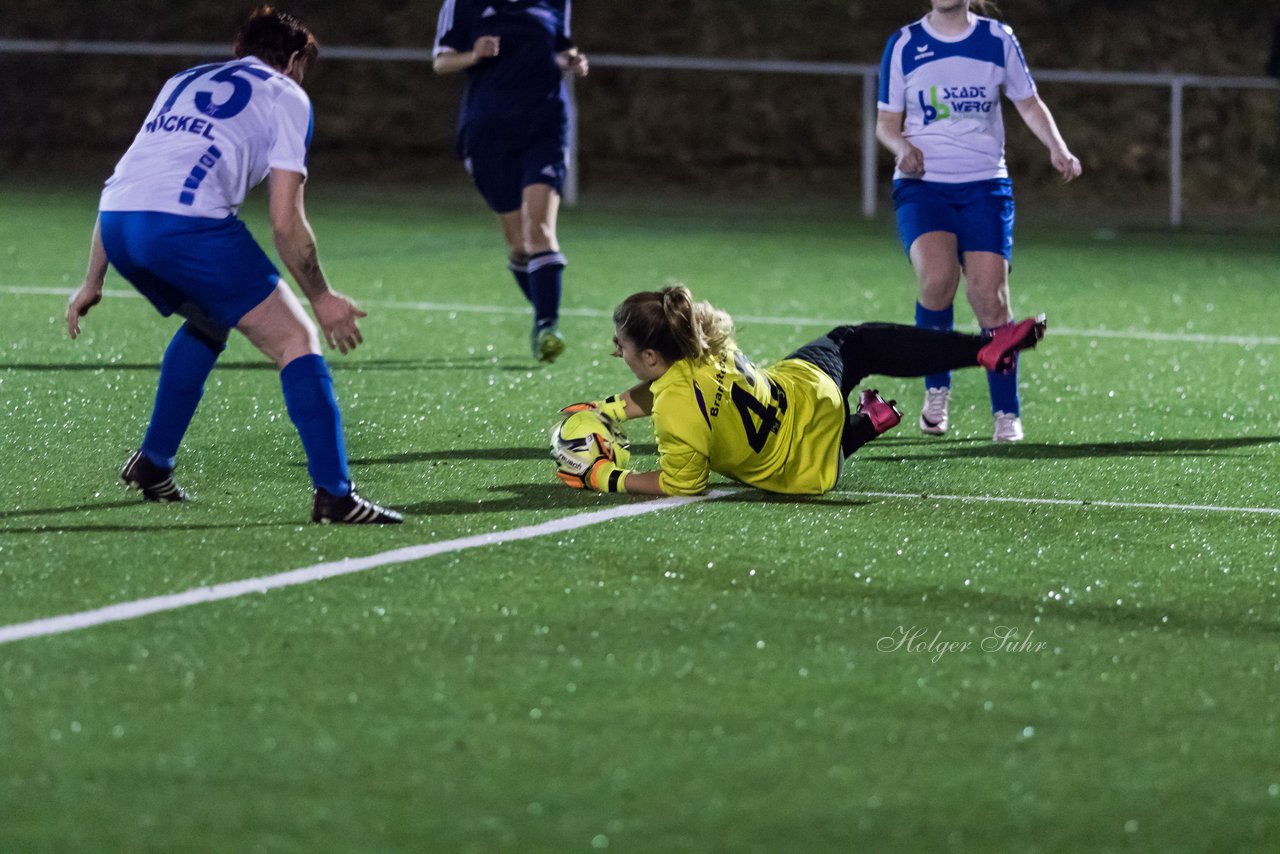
left=432, top=0, right=587, bottom=363
left=876, top=0, right=1081, bottom=442
left=66, top=8, right=401, bottom=524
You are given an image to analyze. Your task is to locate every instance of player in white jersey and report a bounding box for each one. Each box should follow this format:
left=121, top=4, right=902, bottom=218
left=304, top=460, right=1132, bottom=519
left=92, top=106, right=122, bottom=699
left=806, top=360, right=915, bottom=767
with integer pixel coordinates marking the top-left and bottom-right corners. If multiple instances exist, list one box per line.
left=65, top=8, right=401, bottom=524
left=876, top=0, right=1081, bottom=443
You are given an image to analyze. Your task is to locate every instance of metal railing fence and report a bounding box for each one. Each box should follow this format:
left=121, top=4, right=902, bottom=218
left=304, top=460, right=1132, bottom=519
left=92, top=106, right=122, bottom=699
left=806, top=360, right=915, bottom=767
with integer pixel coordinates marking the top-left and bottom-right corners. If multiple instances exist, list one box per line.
left=3, top=39, right=1276, bottom=225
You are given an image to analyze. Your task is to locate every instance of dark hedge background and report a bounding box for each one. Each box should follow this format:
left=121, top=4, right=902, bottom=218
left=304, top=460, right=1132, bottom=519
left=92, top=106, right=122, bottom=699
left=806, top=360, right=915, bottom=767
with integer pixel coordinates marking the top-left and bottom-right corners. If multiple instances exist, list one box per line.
left=2, top=1, right=1278, bottom=219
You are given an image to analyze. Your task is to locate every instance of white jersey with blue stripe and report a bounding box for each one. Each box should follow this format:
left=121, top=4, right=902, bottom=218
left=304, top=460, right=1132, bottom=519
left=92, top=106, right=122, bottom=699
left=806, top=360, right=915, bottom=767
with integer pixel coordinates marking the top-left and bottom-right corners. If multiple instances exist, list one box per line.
left=878, top=16, right=1037, bottom=183
left=100, top=56, right=313, bottom=219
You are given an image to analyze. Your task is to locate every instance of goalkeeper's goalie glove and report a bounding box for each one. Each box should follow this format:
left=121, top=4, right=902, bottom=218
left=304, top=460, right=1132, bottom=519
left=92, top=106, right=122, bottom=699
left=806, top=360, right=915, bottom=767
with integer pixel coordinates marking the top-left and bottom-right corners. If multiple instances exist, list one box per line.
left=559, top=393, right=630, bottom=424
left=556, top=456, right=630, bottom=493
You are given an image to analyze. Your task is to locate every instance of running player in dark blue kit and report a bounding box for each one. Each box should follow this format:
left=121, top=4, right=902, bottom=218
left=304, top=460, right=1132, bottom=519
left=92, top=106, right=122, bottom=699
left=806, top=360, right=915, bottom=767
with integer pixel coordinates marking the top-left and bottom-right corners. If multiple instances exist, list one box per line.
left=433, top=0, right=588, bottom=363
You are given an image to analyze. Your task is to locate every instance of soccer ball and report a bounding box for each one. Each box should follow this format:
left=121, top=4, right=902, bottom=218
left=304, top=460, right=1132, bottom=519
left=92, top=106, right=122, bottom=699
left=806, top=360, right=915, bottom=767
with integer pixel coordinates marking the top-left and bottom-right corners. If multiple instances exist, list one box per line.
left=550, top=409, right=631, bottom=476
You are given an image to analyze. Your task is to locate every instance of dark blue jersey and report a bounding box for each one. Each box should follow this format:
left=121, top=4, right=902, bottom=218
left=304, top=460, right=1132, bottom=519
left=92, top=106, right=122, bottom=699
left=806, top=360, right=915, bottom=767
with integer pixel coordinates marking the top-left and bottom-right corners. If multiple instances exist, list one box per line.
left=434, top=0, right=575, bottom=152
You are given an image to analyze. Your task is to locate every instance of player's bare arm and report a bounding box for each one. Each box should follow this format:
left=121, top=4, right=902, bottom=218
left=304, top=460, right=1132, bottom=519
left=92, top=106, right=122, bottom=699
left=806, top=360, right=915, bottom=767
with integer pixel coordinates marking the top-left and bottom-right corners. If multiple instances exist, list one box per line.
left=432, top=36, right=500, bottom=75
left=875, top=109, right=924, bottom=176
left=618, top=470, right=665, bottom=495
left=1013, top=95, right=1082, bottom=182
left=268, top=168, right=366, bottom=354
left=67, top=217, right=108, bottom=340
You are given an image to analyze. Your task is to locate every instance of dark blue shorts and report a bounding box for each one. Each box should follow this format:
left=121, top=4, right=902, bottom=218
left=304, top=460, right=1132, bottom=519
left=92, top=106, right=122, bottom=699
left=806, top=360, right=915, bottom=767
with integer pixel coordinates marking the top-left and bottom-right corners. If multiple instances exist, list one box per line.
left=464, top=140, right=567, bottom=214
left=892, top=178, right=1015, bottom=262
left=99, top=211, right=280, bottom=329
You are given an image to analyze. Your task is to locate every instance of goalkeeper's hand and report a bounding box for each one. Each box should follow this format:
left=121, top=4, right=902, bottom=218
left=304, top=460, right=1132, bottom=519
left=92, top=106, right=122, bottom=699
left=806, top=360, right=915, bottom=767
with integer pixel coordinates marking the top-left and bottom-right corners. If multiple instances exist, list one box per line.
left=560, top=394, right=629, bottom=424
left=556, top=456, right=629, bottom=493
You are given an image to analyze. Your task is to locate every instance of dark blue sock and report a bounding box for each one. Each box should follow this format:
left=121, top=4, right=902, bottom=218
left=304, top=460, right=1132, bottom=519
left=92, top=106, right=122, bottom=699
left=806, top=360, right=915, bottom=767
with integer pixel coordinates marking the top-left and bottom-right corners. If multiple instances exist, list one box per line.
left=982, top=326, right=1021, bottom=415
left=528, top=250, right=566, bottom=329
left=508, top=254, right=532, bottom=303
left=280, top=354, right=351, bottom=496
left=916, top=302, right=954, bottom=390
left=141, top=323, right=224, bottom=469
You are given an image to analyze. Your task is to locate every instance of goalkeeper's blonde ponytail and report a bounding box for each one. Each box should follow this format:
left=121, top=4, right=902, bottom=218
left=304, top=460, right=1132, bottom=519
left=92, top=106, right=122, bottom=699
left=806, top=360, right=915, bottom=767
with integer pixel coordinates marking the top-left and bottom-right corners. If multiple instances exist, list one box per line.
left=614, top=284, right=734, bottom=364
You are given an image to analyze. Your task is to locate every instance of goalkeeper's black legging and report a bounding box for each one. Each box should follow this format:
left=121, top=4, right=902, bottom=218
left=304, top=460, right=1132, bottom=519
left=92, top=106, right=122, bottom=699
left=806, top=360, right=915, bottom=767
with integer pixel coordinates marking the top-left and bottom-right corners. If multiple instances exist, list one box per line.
left=787, top=323, right=986, bottom=458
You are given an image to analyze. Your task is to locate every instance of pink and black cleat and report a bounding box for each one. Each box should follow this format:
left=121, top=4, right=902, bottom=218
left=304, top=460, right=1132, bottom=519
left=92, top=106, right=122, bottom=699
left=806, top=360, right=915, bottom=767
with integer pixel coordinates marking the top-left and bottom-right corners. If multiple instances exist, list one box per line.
left=856, top=389, right=903, bottom=435
left=977, top=314, right=1047, bottom=374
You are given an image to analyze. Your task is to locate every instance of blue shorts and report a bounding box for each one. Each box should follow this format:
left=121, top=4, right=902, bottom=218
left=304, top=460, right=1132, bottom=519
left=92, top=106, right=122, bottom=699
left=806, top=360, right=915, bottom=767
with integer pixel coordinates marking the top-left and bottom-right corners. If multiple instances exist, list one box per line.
left=99, top=211, right=280, bottom=330
left=892, top=178, right=1015, bottom=262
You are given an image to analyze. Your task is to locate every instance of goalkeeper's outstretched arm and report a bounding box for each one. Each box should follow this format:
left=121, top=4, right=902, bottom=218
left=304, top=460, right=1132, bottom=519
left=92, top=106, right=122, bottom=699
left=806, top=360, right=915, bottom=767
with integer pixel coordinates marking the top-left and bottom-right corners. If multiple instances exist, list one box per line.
left=561, top=382, right=653, bottom=423
left=574, top=384, right=652, bottom=422
left=620, top=470, right=663, bottom=494
left=560, top=463, right=666, bottom=495
left=556, top=458, right=665, bottom=495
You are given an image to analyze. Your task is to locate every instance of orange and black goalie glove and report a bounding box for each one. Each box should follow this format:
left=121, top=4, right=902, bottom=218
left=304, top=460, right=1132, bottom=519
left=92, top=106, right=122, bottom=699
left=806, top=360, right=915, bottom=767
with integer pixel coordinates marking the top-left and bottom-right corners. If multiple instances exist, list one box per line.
left=555, top=456, right=630, bottom=493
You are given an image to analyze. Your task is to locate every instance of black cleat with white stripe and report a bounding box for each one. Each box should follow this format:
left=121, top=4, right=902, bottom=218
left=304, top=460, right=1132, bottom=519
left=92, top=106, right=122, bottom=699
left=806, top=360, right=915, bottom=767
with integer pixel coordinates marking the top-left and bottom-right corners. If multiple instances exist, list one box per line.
left=312, top=485, right=403, bottom=525
left=120, top=450, right=188, bottom=503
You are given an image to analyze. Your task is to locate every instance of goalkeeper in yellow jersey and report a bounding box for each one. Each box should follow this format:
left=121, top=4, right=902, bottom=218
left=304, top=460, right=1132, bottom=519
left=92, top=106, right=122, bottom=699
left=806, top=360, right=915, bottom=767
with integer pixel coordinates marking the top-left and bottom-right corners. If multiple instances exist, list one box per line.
left=557, top=284, right=1045, bottom=496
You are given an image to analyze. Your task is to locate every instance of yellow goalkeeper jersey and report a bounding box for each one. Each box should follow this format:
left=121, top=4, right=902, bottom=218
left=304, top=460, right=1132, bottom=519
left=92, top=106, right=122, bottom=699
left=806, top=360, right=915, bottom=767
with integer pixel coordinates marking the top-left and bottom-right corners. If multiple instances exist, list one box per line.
left=648, top=343, right=846, bottom=496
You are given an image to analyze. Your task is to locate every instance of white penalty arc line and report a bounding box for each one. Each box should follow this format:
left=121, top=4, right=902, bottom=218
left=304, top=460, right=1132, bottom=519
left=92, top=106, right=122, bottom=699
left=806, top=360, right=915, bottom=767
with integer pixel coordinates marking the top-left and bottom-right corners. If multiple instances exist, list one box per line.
left=848, top=490, right=1280, bottom=516
left=4, top=286, right=1279, bottom=348
left=0, top=491, right=725, bottom=647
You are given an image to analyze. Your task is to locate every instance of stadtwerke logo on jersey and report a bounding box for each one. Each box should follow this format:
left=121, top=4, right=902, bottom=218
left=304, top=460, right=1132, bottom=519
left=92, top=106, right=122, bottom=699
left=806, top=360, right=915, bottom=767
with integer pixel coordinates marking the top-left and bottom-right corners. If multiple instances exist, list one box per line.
left=917, top=85, right=994, bottom=126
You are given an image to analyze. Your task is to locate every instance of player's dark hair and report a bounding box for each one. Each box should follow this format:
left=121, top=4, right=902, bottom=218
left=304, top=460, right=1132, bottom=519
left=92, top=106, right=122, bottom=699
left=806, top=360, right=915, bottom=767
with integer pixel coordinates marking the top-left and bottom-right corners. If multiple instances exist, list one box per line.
left=614, top=285, right=734, bottom=364
left=970, top=0, right=999, bottom=15
left=234, top=6, right=318, bottom=76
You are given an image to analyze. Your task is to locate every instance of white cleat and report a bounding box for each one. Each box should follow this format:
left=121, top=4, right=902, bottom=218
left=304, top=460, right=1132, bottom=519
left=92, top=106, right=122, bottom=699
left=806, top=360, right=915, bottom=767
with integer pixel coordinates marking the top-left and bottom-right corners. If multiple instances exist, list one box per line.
left=993, top=411, right=1024, bottom=443
left=918, top=387, right=950, bottom=435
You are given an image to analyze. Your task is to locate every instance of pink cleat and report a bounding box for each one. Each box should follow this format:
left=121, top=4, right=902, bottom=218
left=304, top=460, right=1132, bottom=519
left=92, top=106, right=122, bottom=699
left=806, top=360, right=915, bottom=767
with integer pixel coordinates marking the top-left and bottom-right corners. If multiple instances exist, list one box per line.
left=856, top=389, right=902, bottom=435
left=977, top=315, right=1047, bottom=374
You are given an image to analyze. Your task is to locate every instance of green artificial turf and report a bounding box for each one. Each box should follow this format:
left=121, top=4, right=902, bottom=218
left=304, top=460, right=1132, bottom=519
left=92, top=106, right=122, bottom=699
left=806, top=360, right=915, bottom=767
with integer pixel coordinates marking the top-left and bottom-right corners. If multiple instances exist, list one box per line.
left=1, top=182, right=1277, bottom=853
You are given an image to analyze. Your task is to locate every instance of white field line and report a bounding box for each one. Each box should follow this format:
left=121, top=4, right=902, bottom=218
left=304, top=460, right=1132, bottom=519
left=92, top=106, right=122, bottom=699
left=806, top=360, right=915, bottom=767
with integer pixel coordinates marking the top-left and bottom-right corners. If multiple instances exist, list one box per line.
left=4, top=286, right=1278, bottom=348
left=849, top=490, right=1280, bottom=516
left=0, top=491, right=727, bottom=647
left=3, top=486, right=1277, bottom=647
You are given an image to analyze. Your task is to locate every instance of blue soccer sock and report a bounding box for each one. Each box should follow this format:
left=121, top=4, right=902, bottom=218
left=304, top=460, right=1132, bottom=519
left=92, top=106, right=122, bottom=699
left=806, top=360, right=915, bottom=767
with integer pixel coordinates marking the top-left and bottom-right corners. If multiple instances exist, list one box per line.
left=508, top=253, right=533, bottom=303
left=528, top=250, right=566, bottom=329
left=280, top=354, right=351, bottom=497
left=140, top=322, right=225, bottom=469
left=916, top=302, right=954, bottom=390
left=982, top=325, right=1021, bottom=415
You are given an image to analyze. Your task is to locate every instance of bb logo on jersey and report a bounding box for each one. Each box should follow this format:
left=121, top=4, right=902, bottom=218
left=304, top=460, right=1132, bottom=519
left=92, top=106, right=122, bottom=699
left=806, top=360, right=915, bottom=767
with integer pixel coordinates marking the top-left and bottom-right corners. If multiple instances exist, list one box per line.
left=917, top=85, right=993, bottom=125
